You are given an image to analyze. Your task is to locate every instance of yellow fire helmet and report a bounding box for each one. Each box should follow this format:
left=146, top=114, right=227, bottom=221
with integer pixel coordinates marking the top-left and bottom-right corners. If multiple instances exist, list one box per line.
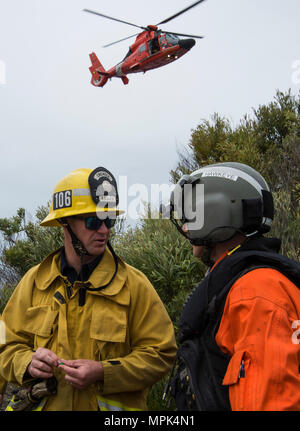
left=40, top=167, right=125, bottom=227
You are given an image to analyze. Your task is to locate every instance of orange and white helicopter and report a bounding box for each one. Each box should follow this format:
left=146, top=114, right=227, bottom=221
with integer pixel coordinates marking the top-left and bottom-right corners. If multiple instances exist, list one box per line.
left=83, top=0, right=206, bottom=87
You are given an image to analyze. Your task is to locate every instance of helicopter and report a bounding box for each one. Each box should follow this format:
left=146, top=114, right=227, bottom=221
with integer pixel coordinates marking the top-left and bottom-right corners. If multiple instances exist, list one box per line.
left=83, top=0, right=206, bottom=87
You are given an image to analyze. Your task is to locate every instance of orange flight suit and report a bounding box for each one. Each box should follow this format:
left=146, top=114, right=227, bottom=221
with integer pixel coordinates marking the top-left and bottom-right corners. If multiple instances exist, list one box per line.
left=215, top=252, right=300, bottom=411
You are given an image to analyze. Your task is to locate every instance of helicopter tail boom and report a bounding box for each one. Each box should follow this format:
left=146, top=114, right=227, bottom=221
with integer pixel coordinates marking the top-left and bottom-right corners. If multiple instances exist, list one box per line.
left=89, top=52, right=109, bottom=87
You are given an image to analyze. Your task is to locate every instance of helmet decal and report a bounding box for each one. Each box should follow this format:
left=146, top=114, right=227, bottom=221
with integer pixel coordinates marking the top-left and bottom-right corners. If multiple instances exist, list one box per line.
left=88, top=167, right=119, bottom=210
left=53, top=190, right=72, bottom=210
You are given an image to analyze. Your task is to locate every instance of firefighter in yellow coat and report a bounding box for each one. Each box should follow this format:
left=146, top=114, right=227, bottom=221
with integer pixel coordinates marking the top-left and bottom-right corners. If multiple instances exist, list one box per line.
left=0, top=167, right=177, bottom=411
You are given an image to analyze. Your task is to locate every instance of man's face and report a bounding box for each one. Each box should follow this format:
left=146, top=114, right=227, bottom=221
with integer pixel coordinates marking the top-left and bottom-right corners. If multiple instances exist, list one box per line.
left=66, top=214, right=111, bottom=256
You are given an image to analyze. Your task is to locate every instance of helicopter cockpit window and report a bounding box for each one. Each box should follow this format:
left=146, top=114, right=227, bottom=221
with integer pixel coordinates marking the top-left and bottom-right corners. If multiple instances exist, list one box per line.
left=165, top=34, right=179, bottom=45
left=159, top=35, right=168, bottom=49
left=138, top=43, right=147, bottom=54
left=149, top=37, right=160, bottom=54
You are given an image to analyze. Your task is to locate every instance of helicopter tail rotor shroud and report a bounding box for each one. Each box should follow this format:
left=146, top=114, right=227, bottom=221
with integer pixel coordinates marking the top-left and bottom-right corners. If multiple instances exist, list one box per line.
left=89, top=52, right=109, bottom=87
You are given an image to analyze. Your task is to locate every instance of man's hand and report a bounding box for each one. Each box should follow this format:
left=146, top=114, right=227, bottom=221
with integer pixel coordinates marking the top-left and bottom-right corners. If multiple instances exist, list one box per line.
left=58, top=359, right=104, bottom=390
left=27, top=347, right=59, bottom=379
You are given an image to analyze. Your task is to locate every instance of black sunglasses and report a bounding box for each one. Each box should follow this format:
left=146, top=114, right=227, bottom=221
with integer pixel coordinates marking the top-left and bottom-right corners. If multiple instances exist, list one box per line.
left=75, top=216, right=117, bottom=230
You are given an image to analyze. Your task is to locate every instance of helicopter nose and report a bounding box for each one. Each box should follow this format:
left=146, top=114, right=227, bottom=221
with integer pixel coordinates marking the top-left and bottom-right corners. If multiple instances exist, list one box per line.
left=178, top=39, right=196, bottom=50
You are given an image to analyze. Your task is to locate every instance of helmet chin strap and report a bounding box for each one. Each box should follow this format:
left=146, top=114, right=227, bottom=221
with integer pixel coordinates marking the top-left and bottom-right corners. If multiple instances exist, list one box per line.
left=59, top=218, right=91, bottom=257
left=62, top=221, right=91, bottom=306
left=65, top=223, right=91, bottom=257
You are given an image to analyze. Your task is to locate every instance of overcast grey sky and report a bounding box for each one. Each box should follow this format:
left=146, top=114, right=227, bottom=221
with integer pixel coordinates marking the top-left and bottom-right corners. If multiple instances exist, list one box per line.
left=0, top=0, right=299, bottom=224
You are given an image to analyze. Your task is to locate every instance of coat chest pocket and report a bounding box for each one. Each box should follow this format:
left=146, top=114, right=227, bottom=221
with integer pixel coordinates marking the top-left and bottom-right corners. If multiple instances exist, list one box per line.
left=25, top=305, right=58, bottom=349
left=90, top=303, right=130, bottom=360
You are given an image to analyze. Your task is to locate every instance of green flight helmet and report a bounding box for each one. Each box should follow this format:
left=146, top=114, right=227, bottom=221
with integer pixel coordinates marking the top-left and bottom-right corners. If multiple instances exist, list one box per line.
left=169, top=162, right=274, bottom=246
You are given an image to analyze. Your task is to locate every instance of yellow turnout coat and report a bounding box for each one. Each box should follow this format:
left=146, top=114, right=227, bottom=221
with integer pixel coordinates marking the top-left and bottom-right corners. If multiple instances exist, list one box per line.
left=0, top=248, right=177, bottom=410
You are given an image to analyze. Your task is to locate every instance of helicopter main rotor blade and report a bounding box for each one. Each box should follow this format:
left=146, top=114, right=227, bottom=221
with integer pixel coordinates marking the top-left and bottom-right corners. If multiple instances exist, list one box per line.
left=164, top=30, right=204, bottom=39
left=83, top=9, right=148, bottom=31
left=157, top=0, right=206, bottom=25
left=102, top=33, right=139, bottom=48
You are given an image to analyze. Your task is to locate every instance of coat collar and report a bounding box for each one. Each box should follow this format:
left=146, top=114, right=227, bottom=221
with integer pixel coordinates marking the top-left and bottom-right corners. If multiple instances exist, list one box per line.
left=35, top=246, right=129, bottom=305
